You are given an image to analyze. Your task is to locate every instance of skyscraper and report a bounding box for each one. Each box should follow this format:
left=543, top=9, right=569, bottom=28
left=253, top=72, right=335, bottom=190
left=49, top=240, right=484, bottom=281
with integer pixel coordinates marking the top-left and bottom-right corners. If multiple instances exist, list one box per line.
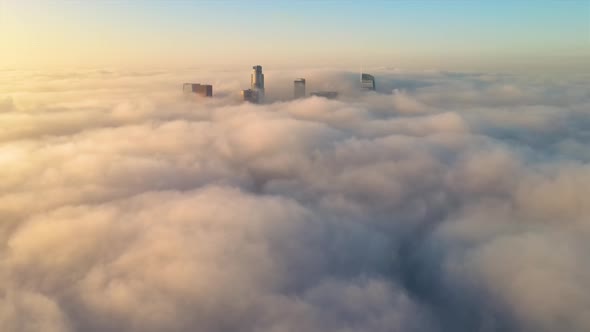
left=360, top=73, right=376, bottom=91
left=251, top=65, right=264, bottom=100
left=241, top=89, right=259, bottom=103
left=183, top=83, right=213, bottom=97
left=294, top=78, right=306, bottom=99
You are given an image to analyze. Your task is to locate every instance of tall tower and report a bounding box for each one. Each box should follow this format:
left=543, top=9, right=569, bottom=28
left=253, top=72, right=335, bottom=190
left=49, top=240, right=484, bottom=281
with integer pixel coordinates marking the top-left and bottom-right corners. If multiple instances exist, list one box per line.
left=361, top=73, right=376, bottom=91
left=251, top=65, right=265, bottom=100
left=294, top=78, right=306, bottom=99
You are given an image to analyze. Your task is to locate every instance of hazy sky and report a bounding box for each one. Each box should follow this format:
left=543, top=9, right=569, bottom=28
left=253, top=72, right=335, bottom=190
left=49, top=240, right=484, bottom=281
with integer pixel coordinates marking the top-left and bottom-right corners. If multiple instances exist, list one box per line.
left=1, top=0, right=589, bottom=70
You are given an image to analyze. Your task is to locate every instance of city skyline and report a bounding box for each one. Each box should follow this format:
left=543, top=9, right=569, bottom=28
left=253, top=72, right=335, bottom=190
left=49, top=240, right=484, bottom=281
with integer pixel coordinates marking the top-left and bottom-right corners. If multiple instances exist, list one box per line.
left=2, top=2, right=590, bottom=332
left=187, top=64, right=377, bottom=103
left=1, top=0, right=588, bottom=71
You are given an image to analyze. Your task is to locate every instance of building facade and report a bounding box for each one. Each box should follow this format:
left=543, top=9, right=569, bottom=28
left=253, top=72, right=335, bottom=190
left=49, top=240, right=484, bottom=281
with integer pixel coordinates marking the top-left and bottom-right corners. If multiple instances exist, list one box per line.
left=241, top=89, right=259, bottom=103
left=294, top=78, right=306, bottom=99
left=311, top=91, right=338, bottom=99
left=251, top=65, right=265, bottom=99
left=183, top=83, right=213, bottom=97
left=360, top=73, right=376, bottom=91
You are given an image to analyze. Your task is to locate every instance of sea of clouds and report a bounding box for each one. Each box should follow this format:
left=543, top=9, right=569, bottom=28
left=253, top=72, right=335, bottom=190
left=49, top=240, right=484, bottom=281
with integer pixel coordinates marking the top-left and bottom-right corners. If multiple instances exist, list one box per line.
left=1, top=67, right=589, bottom=332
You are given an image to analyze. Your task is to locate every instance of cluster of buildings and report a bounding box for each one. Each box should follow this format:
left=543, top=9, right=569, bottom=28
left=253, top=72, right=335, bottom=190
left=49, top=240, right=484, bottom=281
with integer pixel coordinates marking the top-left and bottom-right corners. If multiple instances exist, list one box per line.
left=183, top=65, right=376, bottom=103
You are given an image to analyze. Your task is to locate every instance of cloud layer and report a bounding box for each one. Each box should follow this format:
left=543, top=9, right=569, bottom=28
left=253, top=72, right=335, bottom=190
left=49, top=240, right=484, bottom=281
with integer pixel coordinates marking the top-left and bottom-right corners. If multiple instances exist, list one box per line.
left=1, top=68, right=589, bottom=332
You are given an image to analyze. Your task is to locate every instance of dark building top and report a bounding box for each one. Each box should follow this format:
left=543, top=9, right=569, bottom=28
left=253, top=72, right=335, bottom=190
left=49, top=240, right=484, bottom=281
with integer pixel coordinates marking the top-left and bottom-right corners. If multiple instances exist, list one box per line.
left=241, top=89, right=259, bottom=103
left=311, top=91, right=339, bottom=99
left=183, top=83, right=213, bottom=97
left=361, top=73, right=376, bottom=91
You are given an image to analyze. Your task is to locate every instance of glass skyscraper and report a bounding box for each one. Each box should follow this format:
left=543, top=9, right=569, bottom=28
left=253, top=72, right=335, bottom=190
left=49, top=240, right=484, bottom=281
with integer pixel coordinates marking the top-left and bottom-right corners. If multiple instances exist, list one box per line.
left=251, top=65, right=265, bottom=100
left=294, top=78, right=306, bottom=99
left=361, top=73, right=376, bottom=91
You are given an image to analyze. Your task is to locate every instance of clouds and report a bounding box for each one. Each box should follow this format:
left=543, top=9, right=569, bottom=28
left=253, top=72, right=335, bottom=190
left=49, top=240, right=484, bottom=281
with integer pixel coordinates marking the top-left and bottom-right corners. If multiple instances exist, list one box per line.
left=1, top=68, right=589, bottom=332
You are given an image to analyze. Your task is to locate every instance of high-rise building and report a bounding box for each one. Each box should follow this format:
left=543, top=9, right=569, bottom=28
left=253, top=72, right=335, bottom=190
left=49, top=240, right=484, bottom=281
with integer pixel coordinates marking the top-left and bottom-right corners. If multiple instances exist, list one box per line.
left=294, top=78, right=306, bottom=99
left=183, top=83, right=213, bottom=97
left=251, top=65, right=264, bottom=99
left=241, top=89, right=259, bottom=103
left=311, top=91, right=339, bottom=99
left=360, top=73, right=376, bottom=91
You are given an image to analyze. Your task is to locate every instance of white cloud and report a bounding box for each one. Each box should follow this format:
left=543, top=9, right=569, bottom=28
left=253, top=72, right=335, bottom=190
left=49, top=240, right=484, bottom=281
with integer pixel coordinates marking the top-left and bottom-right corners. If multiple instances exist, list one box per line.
left=1, top=68, right=589, bottom=332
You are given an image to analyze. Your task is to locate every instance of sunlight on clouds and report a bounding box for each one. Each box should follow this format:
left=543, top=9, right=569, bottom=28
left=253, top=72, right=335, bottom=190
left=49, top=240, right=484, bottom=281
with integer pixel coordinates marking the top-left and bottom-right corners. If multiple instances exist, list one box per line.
left=0, top=68, right=589, bottom=332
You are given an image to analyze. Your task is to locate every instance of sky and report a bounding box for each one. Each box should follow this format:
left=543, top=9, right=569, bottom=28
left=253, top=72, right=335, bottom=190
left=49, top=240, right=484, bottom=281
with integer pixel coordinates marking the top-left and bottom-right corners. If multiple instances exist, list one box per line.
left=2, top=2, right=590, bottom=331
left=1, top=0, right=589, bottom=71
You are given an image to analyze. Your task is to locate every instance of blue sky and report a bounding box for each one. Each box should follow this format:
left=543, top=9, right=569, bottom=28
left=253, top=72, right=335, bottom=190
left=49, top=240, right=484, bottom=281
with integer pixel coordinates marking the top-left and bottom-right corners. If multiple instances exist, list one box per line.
left=1, top=0, right=588, bottom=69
